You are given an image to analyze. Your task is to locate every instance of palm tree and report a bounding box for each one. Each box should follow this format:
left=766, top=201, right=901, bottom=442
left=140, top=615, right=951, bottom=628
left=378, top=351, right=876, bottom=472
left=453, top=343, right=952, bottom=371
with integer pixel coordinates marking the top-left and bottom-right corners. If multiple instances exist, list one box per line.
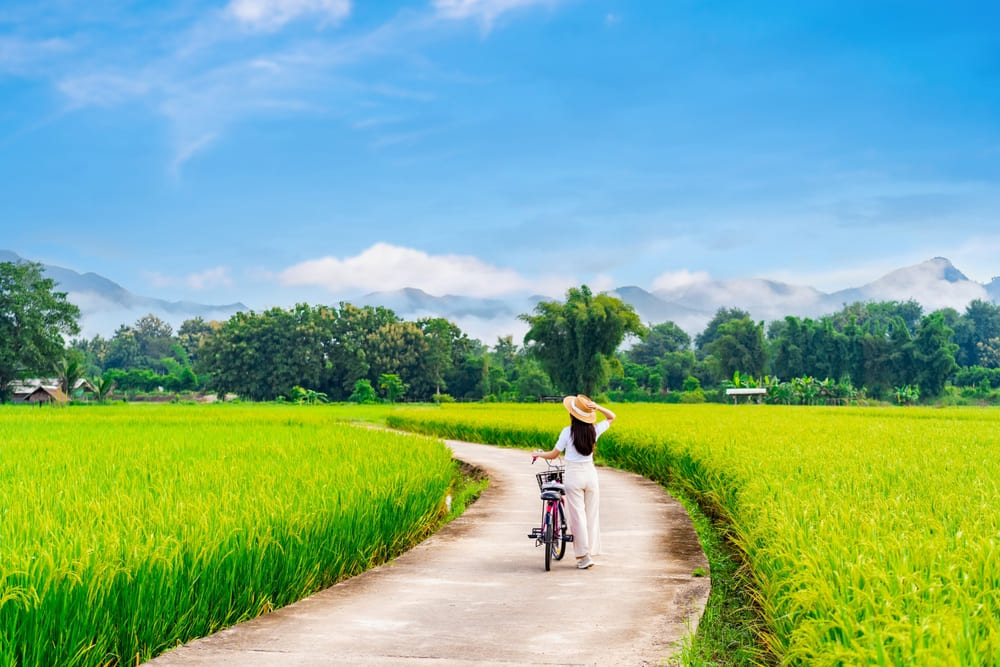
left=92, top=376, right=116, bottom=402
left=53, top=358, right=85, bottom=397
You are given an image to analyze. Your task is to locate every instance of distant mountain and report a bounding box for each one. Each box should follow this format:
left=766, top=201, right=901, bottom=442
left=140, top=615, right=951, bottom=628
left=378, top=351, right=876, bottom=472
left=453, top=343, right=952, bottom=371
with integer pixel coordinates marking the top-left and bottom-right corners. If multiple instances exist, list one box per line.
left=4, top=250, right=996, bottom=341
left=825, top=257, right=987, bottom=312
left=358, top=287, right=545, bottom=343
left=987, top=276, right=1000, bottom=303
left=0, top=250, right=247, bottom=337
left=643, top=257, right=994, bottom=332
left=307, top=258, right=1000, bottom=340
left=606, top=286, right=708, bottom=333
left=361, top=287, right=533, bottom=320
left=651, top=276, right=827, bottom=324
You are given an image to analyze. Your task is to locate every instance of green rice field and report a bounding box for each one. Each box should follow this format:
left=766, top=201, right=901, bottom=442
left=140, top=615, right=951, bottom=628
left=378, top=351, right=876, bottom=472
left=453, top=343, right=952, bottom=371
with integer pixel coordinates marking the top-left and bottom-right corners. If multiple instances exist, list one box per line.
left=0, top=403, right=453, bottom=666
left=387, top=403, right=1000, bottom=665
left=9, top=401, right=1000, bottom=665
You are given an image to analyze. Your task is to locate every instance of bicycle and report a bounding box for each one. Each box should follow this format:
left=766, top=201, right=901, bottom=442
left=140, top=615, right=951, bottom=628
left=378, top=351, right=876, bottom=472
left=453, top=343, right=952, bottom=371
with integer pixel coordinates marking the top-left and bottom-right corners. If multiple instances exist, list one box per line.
left=528, top=456, right=573, bottom=571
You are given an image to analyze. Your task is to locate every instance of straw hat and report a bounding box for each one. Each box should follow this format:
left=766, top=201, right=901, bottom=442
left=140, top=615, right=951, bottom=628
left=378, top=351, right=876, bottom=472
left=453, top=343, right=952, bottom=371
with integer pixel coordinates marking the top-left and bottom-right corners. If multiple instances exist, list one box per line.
left=563, top=394, right=597, bottom=424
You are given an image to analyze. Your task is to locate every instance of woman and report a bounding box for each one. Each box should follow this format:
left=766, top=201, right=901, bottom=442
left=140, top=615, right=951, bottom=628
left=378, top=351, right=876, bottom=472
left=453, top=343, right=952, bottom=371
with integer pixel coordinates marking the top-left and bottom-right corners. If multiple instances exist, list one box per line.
left=533, top=394, right=616, bottom=569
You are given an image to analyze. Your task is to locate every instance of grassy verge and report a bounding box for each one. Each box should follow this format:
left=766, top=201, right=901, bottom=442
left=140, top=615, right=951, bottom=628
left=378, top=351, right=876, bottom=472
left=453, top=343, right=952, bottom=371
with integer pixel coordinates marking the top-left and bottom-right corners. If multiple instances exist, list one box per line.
left=665, top=484, right=766, bottom=666
left=444, top=461, right=490, bottom=522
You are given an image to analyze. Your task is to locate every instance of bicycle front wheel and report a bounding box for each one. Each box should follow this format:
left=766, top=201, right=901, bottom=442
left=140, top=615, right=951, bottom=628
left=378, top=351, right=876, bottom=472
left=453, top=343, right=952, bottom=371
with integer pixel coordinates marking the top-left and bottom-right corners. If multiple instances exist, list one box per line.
left=552, top=502, right=567, bottom=561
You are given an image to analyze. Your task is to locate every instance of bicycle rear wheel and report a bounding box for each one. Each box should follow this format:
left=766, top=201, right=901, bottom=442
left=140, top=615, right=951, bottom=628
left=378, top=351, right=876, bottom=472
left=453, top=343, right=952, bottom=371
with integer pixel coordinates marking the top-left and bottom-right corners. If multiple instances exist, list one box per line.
left=543, top=515, right=553, bottom=571
left=552, top=502, right=567, bottom=561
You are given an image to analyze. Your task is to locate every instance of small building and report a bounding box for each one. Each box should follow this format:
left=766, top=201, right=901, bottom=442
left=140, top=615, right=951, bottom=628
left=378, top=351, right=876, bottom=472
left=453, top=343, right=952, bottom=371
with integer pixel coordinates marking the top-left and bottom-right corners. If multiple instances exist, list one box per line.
left=18, top=386, right=69, bottom=404
left=71, top=378, right=96, bottom=399
left=10, top=378, right=94, bottom=403
left=725, top=387, right=767, bottom=404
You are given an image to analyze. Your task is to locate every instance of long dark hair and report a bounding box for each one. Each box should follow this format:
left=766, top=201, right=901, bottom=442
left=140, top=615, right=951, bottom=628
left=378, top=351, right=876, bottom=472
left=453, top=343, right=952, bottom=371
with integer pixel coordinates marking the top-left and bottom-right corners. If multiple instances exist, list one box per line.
left=570, top=416, right=597, bottom=456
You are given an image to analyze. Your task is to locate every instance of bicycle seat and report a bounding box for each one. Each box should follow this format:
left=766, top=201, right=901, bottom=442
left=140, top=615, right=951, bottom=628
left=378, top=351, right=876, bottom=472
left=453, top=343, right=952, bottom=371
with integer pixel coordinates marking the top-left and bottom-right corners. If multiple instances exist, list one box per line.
left=540, top=489, right=562, bottom=501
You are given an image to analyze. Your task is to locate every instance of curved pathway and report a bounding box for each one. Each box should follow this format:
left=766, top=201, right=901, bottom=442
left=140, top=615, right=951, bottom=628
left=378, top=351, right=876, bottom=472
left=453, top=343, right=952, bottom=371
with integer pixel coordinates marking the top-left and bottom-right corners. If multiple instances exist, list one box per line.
left=149, top=439, right=710, bottom=666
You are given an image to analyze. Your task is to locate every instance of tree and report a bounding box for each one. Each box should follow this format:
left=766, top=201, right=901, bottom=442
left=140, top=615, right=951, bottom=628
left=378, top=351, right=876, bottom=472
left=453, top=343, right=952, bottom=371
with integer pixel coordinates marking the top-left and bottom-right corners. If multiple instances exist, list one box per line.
left=54, top=356, right=86, bottom=397
left=323, top=303, right=399, bottom=400
left=367, top=321, right=432, bottom=399
left=769, top=316, right=848, bottom=382
left=626, top=321, right=690, bottom=367
left=705, top=317, right=767, bottom=380
left=492, top=335, right=518, bottom=374
left=956, top=300, right=1000, bottom=367
left=177, top=317, right=216, bottom=363
left=418, top=317, right=467, bottom=397
left=348, top=378, right=378, bottom=404
left=887, top=316, right=916, bottom=389
left=92, top=375, right=116, bottom=402
left=695, top=307, right=751, bottom=360
left=198, top=304, right=334, bottom=401
left=509, top=355, right=553, bottom=400
left=288, top=386, right=328, bottom=404
left=520, top=285, right=645, bottom=396
left=105, top=326, right=141, bottom=370
left=133, top=313, right=174, bottom=362
left=72, top=334, right=110, bottom=375
left=657, top=350, right=696, bottom=391
left=0, top=261, right=80, bottom=401
left=912, top=312, right=958, bottom=398
left=829, top=300, right=923, bottom=336
left=378, top=373, right=408, bottom=402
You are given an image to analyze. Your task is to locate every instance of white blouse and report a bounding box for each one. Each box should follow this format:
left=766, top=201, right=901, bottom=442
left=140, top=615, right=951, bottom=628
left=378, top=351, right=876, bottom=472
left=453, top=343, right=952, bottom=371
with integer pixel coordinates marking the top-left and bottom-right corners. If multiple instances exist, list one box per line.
left=555, top=419, right=611, bottom=462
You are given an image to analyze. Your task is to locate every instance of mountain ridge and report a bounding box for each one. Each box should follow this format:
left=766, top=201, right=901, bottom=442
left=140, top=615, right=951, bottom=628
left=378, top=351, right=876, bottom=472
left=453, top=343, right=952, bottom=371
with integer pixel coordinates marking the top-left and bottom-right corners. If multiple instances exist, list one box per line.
left=3, top=251, right=995, bottom=340
left=0, top=250, right=247, bottom=337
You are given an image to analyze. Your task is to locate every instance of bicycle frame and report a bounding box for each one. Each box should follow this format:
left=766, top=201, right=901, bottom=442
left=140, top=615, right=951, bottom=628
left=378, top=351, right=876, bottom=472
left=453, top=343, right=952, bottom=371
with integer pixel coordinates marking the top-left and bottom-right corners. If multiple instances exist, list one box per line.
left=528, top=457, right=572, bottom=571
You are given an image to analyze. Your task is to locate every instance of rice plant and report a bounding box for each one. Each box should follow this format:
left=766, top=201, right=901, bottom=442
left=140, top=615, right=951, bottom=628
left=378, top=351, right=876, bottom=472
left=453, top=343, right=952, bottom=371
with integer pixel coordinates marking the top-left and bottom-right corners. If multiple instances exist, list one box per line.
left=387, top=403, right=1000, bottom=665
left=0, top=403, right=453, bottom=666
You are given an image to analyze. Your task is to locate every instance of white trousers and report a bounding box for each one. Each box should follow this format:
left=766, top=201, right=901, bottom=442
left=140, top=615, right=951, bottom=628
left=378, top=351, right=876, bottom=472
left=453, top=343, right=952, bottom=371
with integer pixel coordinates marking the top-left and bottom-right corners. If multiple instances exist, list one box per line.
left=563, top=461, right=600, bottom=558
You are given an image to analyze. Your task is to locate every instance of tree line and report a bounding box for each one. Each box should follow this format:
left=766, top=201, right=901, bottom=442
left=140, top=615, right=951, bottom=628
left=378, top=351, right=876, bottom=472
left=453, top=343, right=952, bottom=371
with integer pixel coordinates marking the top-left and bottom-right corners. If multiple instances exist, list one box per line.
left=3, top=259, right=999, bottom=404
left=614, top=299, right=993, bottom=402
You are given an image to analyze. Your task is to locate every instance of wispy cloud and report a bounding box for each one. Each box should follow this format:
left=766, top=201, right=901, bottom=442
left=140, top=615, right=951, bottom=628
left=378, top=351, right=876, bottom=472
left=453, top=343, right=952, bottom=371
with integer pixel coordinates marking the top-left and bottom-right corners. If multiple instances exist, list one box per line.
left=432, top=0, right=558, bottom=32
left=170, top=132, right=218, bottom=174
left=146, top=266, right=234, bottom=290
left=16, top=0, right=559, bottom=173
left=57, top=71, right=153, bottom=109
left=0, top=36, right=72, bottom=74
left=278, top=242, right=573, bottom=296
left=226, top=0, right=352, bottom=32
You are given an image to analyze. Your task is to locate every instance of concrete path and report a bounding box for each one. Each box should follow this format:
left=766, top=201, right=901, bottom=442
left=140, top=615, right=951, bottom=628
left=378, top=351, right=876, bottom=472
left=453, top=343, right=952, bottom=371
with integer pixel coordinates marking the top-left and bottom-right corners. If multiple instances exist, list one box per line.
left=148, top=439, right=710, bottom=666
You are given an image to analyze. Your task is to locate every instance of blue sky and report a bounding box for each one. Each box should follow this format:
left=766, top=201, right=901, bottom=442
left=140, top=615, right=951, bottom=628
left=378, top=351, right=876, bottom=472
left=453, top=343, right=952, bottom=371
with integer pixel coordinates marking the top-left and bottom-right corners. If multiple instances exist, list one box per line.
left=3, top=0, right=1000, bottom=311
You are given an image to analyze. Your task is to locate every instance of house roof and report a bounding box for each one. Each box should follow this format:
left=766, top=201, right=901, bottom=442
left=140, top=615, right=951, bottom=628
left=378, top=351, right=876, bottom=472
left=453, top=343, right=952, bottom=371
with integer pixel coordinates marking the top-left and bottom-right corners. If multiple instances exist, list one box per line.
left=10, top=378, right=95, bottom=395
left=20, top=386, right=69, bottom=403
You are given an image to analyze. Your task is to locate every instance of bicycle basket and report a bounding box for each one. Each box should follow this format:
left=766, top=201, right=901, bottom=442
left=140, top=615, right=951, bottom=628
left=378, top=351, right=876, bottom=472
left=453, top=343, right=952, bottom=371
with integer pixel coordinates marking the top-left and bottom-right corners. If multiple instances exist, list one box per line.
left=535, top=466, right=565, bottom=490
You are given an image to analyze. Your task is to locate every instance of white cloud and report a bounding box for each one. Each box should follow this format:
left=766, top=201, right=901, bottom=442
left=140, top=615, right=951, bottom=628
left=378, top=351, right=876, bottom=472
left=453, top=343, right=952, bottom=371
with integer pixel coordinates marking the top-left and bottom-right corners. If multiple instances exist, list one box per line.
left=651, top=269, right=711, bottom=292
left=865, top=260, right=989, bottom=313
left=186, top=266, right=235, bottom=290
left=226, top=0, right=351, bottom=32
left=604, top=13, right=621, bottom=26
left=279, top=242, right=572, bottom=297
left=433, top=0, right=556, bottom=31
left=590, top=273, right=617, bottom=293
left=145, top=266, right=234, bottom=290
